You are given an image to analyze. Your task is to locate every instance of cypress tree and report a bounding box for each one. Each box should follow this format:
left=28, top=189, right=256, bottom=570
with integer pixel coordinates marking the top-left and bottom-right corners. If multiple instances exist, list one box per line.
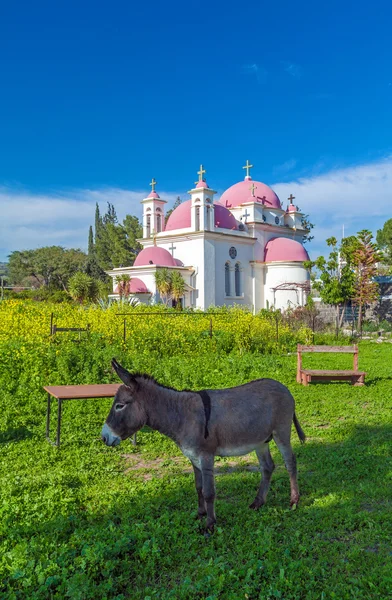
left=88, top=226, right=94, bottom=257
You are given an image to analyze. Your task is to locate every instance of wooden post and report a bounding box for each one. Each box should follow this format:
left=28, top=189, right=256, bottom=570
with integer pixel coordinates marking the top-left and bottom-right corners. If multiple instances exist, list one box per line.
left=50, top=312, right=54, bottom=335
left=209, top=318, right=213, bottom=339
left=297, top=345, right=302, bottom=383
left=353, top=345, right=358, bottom=371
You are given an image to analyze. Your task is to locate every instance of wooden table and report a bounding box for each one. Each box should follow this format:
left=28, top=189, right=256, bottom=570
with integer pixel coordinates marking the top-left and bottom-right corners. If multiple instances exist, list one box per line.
left=44, top=383, right=130, bottom=447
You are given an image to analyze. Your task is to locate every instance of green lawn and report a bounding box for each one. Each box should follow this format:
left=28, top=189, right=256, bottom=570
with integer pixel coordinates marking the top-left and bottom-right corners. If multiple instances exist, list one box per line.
left=1, top=342, right=391, bottom=599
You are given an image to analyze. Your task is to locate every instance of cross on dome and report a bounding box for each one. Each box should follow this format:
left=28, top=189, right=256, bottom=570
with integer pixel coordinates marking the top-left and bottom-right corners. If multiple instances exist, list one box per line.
left=197, top=164, right=206, bottom=182
left=249, top=183, right=257, bottom=197
left=288, top=193, right=296, bottom=204
left=242, top=159, right=253, bottom=179
left=149, top=177, right=157, bottom=192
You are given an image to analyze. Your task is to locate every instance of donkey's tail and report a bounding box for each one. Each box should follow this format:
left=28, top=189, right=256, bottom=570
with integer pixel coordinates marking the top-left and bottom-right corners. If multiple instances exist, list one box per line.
left=293, top=412, right=306, bottom=443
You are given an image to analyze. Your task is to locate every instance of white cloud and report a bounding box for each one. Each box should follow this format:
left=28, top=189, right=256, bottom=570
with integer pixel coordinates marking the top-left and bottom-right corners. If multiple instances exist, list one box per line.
left=0, top=187, right=179, bottom=261
left=282, top=61, right=303, bottom=79
left=242, top=63, right=268, bottom=84
left=1, top=157, right=391, bottom=262
left=272, top=157, right=392, bottom=258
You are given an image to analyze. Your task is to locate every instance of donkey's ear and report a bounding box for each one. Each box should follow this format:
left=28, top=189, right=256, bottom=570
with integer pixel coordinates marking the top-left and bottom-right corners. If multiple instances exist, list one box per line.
left=111, top=358, right=136, bottom=390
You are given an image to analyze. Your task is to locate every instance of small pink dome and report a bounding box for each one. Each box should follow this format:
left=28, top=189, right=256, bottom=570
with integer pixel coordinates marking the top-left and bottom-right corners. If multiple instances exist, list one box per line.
left=147, top=191, right=160, bottom=199
left=196, top=180, right=209, bottom=188
left=165, top=199, right=238, bottom=231
left=219, top=179, right=281, bottom=210
left=174, top=258, right=184, bottom=266
left=287, top=204, right=297, bottom=213
left=134, top=246, right=176, bottom=267
left=115, top=277, right=150, bottom=294
left=264, top=237, right=309, bottom=262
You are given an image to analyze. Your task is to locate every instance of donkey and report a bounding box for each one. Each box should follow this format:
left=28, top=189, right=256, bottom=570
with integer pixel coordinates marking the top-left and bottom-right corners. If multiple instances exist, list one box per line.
left=102, top=359, right=306, bottom=532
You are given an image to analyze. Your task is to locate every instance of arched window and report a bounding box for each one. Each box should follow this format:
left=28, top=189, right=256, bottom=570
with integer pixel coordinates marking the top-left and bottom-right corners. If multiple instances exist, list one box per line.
left=156, top=213, right=162, bottom=233
left=235, top=263, right=241, bottom=296
left=146, top=215, right=151, bottom=237
left=206, top=205, right=211, bottom=230
left=195, top=206, right=200, bottom=231
left=225, top=262, right=231, bottom=296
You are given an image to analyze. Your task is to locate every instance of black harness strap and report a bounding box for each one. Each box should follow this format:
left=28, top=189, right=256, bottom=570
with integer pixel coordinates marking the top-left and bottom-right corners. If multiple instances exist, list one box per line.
left=198, top=390, right=211, bottom=439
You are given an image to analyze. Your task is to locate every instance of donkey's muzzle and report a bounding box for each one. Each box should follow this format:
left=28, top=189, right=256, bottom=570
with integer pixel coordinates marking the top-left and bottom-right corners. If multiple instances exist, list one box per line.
left=101, top=423, right=121, bottom=447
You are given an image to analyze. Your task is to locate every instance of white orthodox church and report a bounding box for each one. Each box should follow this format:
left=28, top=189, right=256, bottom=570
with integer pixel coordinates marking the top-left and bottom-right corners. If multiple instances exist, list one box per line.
left=108, top=162, right=310, bottom=311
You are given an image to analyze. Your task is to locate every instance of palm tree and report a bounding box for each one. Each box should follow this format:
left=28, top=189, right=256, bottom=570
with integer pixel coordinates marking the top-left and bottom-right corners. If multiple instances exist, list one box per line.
left=115, top=274, right=131, bottom=299
left=170, top=271, right=185, bottom=309
left=154, top=268, right=172, bottom=304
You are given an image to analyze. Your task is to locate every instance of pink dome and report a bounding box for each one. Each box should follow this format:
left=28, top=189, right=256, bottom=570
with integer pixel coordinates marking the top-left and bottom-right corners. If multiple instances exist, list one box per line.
left=196, top=180, right=209, bottom=188
left=287, top=203, right=298, bottom=213
left=165, top=199, right=238, bottom=231
left=264, top=237, right=309, bottom=262
left=174, top=258, right=184, bottom=266
left=219, top=179, right=281, bottom=210
left=134, top=246, right=176, bottom=267
left=114, top=277, right=150, bottom=294
left=147, top=191, right=160, bottom=199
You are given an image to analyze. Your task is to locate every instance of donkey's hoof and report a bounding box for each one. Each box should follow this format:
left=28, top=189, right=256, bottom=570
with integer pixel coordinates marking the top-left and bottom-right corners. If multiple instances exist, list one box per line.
left=205, top=518, right=216, bottom=533
left=249, top=498, right=264, bottom=510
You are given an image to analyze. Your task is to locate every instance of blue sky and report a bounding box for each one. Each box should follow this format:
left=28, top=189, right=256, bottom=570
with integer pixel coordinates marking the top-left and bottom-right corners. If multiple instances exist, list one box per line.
left=1, top=0, right=391, bottom=260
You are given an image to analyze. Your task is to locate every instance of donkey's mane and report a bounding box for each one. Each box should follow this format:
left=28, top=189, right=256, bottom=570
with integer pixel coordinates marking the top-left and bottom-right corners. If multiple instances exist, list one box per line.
left=133, top=372, right=193, bottom=394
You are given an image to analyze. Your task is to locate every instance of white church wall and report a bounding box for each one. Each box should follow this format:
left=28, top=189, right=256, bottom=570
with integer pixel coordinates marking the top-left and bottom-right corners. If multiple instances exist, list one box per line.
left=213, top=237, right=254, bottom=308
left=264, top=263, right=309, bottom=310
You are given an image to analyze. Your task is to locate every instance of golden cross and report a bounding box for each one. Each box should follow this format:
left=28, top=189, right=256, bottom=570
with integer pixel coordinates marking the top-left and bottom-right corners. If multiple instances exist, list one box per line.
left=242, top=159, right=254, bottom=178
left=249, top=183, right=257, bottom=197
left=149, top=178, right=157, bottom=192
left=197, top=164, right=206, bottom=182
left=288, top=193, right=296, bottom=204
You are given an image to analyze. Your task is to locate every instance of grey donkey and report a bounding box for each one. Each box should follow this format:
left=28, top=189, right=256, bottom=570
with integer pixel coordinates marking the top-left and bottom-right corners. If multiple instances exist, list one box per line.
left=102, top=359, right=306, bottom=533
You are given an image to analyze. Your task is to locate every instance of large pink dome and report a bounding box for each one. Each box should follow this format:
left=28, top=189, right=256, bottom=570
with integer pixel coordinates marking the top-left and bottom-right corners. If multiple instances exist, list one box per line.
left=134, top=246, right=176, bottom=267
left=219, top=179, right=281, bottom=210
left=264, top=237, right=309, bottom=262
left=114, top=277, right=150, bottom=294
left=165, top=199, right=238, bottom=231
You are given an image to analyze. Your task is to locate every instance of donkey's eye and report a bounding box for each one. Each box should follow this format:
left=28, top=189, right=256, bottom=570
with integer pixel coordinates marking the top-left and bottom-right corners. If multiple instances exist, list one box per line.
left=115, top=403, right=125, bottom=411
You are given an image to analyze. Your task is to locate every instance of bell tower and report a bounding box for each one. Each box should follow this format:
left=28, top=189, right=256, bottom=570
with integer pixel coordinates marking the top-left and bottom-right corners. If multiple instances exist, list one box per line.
left=141, top=178, right=167, bottom=238
left=188, top=165, right=216, bottom=231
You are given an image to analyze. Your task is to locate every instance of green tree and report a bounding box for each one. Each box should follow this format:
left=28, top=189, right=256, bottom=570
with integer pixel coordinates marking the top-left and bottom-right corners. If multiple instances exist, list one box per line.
left=123, top=215, right=143, bottom=263
left=305, top=237, right=356, bottom=334
left=8, top=247, right=87, bottom=290
left=88, top=226, right=95, bottom=257
left=376, top=218, right=392, bottom=264
left=352, top=230, right=381, bottom=333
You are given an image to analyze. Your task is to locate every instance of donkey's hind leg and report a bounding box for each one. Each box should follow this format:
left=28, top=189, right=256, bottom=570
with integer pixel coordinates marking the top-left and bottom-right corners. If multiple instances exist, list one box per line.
left=249, top=443, right=275, bottom=510
left=191, top=463, right=207, bottom=519
left=273, top=431, right=300, bottom=507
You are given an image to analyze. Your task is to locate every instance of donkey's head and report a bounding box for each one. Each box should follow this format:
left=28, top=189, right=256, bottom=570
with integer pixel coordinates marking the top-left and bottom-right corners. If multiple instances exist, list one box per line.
left=101, top=359, right=147, bottom=447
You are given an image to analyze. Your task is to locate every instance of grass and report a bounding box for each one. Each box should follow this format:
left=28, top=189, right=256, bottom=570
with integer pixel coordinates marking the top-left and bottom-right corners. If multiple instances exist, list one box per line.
left=0, top=341, right=391, bottom=599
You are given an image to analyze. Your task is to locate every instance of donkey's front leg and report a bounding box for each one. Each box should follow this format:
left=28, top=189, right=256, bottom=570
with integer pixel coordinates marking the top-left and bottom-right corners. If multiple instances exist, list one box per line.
left=200, top=454, right=216, bottom=532
left=191, top=463, right=206, bottom=519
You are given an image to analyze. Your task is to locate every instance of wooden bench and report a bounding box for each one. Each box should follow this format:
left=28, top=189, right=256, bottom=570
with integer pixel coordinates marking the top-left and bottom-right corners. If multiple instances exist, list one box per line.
left=297, top=345, right=366, bottom=386
left=44, top=384, right=137, bottom=447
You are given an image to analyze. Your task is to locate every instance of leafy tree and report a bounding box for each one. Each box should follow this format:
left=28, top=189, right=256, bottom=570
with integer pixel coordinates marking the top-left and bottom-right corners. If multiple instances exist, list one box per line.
left=305, top=237, right=356, bottom=334
left=8, top=247, right=87, bottom=290
left=123, top=214, right=143, bottom=262
left=376, top=218, right=392, bottom=264
left=68, top=272, right=100, bottom=303
left=300, top=214, right=315, bottom=244
left=351, top=230, right=381, bottom=333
